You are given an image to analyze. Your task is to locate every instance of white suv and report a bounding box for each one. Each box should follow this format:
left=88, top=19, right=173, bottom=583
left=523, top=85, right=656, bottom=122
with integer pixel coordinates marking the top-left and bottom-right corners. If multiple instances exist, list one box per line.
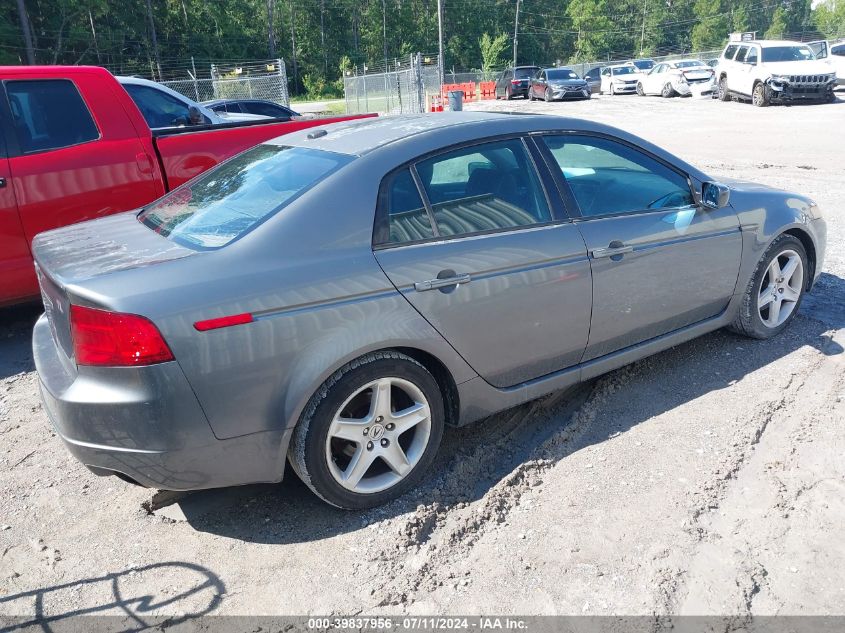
left=716, top=40, right=837, bottom=106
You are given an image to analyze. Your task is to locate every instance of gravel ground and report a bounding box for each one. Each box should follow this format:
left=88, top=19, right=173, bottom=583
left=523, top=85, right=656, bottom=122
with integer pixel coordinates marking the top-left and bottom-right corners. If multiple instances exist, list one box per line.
left=1, top=93, right=843, bottom=620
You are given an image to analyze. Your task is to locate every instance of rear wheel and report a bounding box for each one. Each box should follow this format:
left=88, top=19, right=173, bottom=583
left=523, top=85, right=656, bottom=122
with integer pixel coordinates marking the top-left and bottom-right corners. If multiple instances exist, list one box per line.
left=661, top=82, right=675, bottom=98
left=729, top=234, right=807, bottom=340
left=289, top=351, right=445, bottom=509
left=752, top=82, right=771, bottom=107
left=718, top=76, right=730, bottom=101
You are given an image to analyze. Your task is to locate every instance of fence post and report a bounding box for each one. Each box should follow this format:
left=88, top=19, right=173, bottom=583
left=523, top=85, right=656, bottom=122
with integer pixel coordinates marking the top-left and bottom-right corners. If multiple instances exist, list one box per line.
left=190, top=56, right=199, bottom=101
left=413, top=53, right=424, bottom=113
left=363, top=66, right=369, bottom=112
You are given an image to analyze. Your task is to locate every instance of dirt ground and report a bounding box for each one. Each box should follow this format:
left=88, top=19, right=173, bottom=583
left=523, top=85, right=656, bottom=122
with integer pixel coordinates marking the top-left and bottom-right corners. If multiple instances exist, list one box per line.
left=1, top=93, right=844, bottom=621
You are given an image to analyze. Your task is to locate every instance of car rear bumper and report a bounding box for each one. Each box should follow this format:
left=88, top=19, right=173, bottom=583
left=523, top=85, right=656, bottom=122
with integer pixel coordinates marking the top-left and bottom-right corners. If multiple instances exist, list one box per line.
left=33, top=315, right=289, bottom=491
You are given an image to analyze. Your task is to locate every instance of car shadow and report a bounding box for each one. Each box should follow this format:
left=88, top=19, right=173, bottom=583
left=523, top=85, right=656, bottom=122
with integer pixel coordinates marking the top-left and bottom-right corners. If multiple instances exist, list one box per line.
left=0, top=561, right=224, bottom=631
left=176, top=272, right=843, bottom=544
left=0, top=303, right=40, bottom=380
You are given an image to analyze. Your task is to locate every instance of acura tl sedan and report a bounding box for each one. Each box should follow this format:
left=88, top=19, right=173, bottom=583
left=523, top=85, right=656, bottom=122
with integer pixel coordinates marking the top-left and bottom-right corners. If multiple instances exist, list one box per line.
left=32, top=113, right=827, bottom=509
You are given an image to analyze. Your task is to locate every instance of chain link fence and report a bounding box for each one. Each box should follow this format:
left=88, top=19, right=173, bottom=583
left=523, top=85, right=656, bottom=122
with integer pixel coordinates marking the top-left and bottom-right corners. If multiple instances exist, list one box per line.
left=344, top=54, right=441, bottom=114
left=160, top=59, right=289, bottom=106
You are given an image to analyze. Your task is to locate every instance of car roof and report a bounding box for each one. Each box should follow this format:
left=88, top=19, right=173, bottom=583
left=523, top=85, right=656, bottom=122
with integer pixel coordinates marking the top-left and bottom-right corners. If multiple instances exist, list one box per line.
left=542, top=66, right=574, bottom=71
left=730, top=40, right=807, bottom=47
left=513, top=65, right=540, bottom=69
left=609, top=63, right=636, bottom=69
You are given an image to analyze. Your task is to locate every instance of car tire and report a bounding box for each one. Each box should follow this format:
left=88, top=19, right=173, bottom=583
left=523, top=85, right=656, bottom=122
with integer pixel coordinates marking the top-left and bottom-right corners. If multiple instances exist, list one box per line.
left=718, top=76, right=730, bottom=101
left=636, top=82, right=645, bottom=96
left=288, top=351, right=445, bottom=509
left=506, top=86, right=512, bottom=100
left=752, top=81, right=771, bottom=107
left=728, top=234, right=808, bottom=340
left=662, top=82, right=675, bottom=98
left=610, top=83, right=616, bottom=95
left=545, top=88, right=552, bottom=102
left=528, top=89, right=535, bottom=101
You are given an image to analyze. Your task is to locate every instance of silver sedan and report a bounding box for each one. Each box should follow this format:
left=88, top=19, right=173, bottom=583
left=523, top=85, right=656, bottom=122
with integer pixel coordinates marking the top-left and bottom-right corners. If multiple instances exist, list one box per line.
left=32, top=113, right=827, bottom=509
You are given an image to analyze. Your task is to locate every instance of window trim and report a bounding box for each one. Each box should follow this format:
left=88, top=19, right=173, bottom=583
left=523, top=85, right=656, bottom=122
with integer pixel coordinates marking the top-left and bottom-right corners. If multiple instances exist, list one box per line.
left=372, top=134, right=564, bottom=250
left=2, top=78, right=102, bottom=158
left=531, top=130, right=698, bottom=222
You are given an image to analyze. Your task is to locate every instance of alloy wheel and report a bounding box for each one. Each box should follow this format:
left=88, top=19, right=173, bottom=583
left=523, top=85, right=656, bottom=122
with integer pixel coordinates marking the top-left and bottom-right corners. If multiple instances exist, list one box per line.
left=757, top=249, right=803, bottom=329
left=636, top=82, right=645, bottom=96
left=325, top=377, right=432, bottom=493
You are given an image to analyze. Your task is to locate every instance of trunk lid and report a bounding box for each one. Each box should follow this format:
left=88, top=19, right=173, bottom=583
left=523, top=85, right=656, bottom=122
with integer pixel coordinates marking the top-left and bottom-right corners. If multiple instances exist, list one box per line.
left=32, top=211, right=196, bottom=362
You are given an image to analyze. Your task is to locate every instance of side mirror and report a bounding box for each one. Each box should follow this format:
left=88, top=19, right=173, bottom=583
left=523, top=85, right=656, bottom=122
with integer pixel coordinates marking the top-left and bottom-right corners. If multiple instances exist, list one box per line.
left=702, top=182, right=730, bottom=209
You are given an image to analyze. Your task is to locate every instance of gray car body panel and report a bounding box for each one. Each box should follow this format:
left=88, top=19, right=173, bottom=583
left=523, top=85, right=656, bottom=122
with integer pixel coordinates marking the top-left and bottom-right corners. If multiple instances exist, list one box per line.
left=31, top=112, right=827, bottom=491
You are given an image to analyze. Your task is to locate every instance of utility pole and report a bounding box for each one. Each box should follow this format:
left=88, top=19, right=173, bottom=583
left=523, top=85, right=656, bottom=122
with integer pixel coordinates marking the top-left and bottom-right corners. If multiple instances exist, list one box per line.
left=15, top=0, right=35, bottom=65
left=639, top=0, right=647, bottom=56
left=382, top=0, right=388, bottom=69
left=144, top=0, right=162, bottom=80
left=513, top=0, right=521, bottom=68
left=437, top=0, right=445, bottom=86
left=267, top=0, right=276, bottom=57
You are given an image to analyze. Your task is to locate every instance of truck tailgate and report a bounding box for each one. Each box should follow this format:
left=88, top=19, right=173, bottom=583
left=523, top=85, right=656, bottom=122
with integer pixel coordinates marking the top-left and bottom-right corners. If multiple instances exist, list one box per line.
left=154, top=114, right=376, bottom=188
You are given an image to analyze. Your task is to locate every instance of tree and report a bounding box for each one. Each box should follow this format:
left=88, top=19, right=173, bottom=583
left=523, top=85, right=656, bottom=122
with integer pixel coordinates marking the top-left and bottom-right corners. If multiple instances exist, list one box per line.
left=479, top=32, right=508, bottom=73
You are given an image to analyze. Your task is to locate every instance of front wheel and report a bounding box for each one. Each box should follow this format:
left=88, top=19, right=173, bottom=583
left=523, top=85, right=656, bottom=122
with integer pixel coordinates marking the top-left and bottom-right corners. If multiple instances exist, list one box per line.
left=505, top=86, right=513, bottom=100
left=288, top=351, right=445, bottom=509
left=636, top=82, right=645, bottom=96
left=544, top=88, right=552, bottom=102
left=752, top=82, right=771, bottom=107
left=609, top=83, right=616, bottom=96
left=728, top=234, right=808, bottom=340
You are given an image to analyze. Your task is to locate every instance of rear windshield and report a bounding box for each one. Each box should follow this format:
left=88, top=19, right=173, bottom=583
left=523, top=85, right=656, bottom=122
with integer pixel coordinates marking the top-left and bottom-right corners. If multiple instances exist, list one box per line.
left=761, top=46, right=814, bottom=62
left=139, top=145, right=352, bottom=249
left=675, top=60, right=704, bottom=68
left=514, top=68, right=538, bottom=79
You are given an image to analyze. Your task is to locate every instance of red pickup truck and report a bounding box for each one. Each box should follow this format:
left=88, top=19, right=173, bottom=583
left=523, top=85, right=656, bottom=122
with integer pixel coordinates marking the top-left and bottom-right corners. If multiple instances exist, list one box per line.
left=0, top=65, right=371, bottom=307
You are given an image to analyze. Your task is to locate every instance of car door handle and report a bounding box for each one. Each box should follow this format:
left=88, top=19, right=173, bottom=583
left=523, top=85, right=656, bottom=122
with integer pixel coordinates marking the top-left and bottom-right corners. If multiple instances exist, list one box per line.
left=414, top=273, right=471, bottom=292
left=590, top=242, right=634, bottom=259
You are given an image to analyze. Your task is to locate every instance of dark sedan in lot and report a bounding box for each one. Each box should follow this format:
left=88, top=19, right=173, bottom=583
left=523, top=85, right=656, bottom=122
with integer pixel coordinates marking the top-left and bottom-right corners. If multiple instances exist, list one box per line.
left=529, top=67, right=591, bottom=101
left=494, top=65, right=540, bottom=99
left=203, top=98, right=300, bottom=120
left=33, top=113, right=826, bottom=509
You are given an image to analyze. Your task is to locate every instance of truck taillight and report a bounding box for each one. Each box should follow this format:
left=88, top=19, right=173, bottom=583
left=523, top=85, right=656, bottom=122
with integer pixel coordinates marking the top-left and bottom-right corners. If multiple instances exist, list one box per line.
left=70, top=305, right=174, bottom=366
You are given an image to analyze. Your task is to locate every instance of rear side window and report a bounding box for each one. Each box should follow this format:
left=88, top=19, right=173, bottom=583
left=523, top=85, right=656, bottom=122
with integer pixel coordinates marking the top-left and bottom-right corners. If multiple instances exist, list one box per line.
left=139, top=145, right=353, bottom=249
left=123, top=83, right=210, bottom=129
left=385, top=169, right=434, bottom=244
left=415, top=138, right=551, bottom=237
left=5, top=80, right=99, bottom=154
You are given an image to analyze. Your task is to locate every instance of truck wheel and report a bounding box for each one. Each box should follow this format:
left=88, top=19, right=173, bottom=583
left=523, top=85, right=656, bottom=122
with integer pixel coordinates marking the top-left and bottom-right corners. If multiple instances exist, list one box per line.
left=288, top=351, right=445, bottom=509
left=752, top=82, right=771, bottom=107
left=718, top=76, right=730, bottom=101
left=728, top=234, right=807, bottom=340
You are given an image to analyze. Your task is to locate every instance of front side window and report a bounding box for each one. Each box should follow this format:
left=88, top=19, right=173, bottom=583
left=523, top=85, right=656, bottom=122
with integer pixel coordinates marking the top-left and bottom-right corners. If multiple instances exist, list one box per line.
left=139, top=145, right=353, bottom=249
left=414, top=138, right=551, bottom=237
left=542, top=135, right=694, bottom=217
left=832, top=44, right=845, bottom=57
left=5, top=80, right=99, bottom=154
left=746, top=47, right=759, bottom=64
left=123, top=84, right=210, bottom=129
left=735, top=46, right=749, bottom=63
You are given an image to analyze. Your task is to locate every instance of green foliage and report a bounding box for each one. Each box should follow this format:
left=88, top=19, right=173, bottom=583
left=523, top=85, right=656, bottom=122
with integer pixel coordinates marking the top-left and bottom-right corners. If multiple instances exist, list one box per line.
left=0, top=0, right=831, bottom=99
left=479, top=32, right=508, bottom=72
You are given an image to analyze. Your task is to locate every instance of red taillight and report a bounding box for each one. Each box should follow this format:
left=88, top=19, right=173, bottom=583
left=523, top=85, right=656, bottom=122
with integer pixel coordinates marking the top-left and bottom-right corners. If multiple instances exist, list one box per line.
left=70, top=305, right=174, bottom=366
left=511, top=79, right=521, bottom=84
left=193, top=313, right=253, bottom=331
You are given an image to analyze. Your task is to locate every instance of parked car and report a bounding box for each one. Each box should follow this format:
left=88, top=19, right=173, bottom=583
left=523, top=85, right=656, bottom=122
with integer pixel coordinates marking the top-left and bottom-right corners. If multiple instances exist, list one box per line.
left=637, top=59, right=716, bottom=97
left=204, top=98, right=301, bottom=120
left=583, top=66, right=603, bottom=93
left=715, top=39, right=836, bottom=106
left=33, top=112, right=827, bottom=509
left=117, top=76, right=267, bottom=128
left=808, top=39, right=845, bottom=86
left=494, top=66, right=541, bottom=99
left=0, top=65, right=373, bottom=307
left=600, top=64, right=642, bottom=94
left=631, top=58, right=656, bottom=72
left=529, top=67, right=591, bottom=101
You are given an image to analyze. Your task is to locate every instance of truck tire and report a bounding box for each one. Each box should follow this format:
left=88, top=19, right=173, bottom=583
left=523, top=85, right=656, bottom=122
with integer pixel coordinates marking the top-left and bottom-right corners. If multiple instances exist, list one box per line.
left=718, top=76, right=730, bottom=101
left=752, top=82, right=771, bottom=107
